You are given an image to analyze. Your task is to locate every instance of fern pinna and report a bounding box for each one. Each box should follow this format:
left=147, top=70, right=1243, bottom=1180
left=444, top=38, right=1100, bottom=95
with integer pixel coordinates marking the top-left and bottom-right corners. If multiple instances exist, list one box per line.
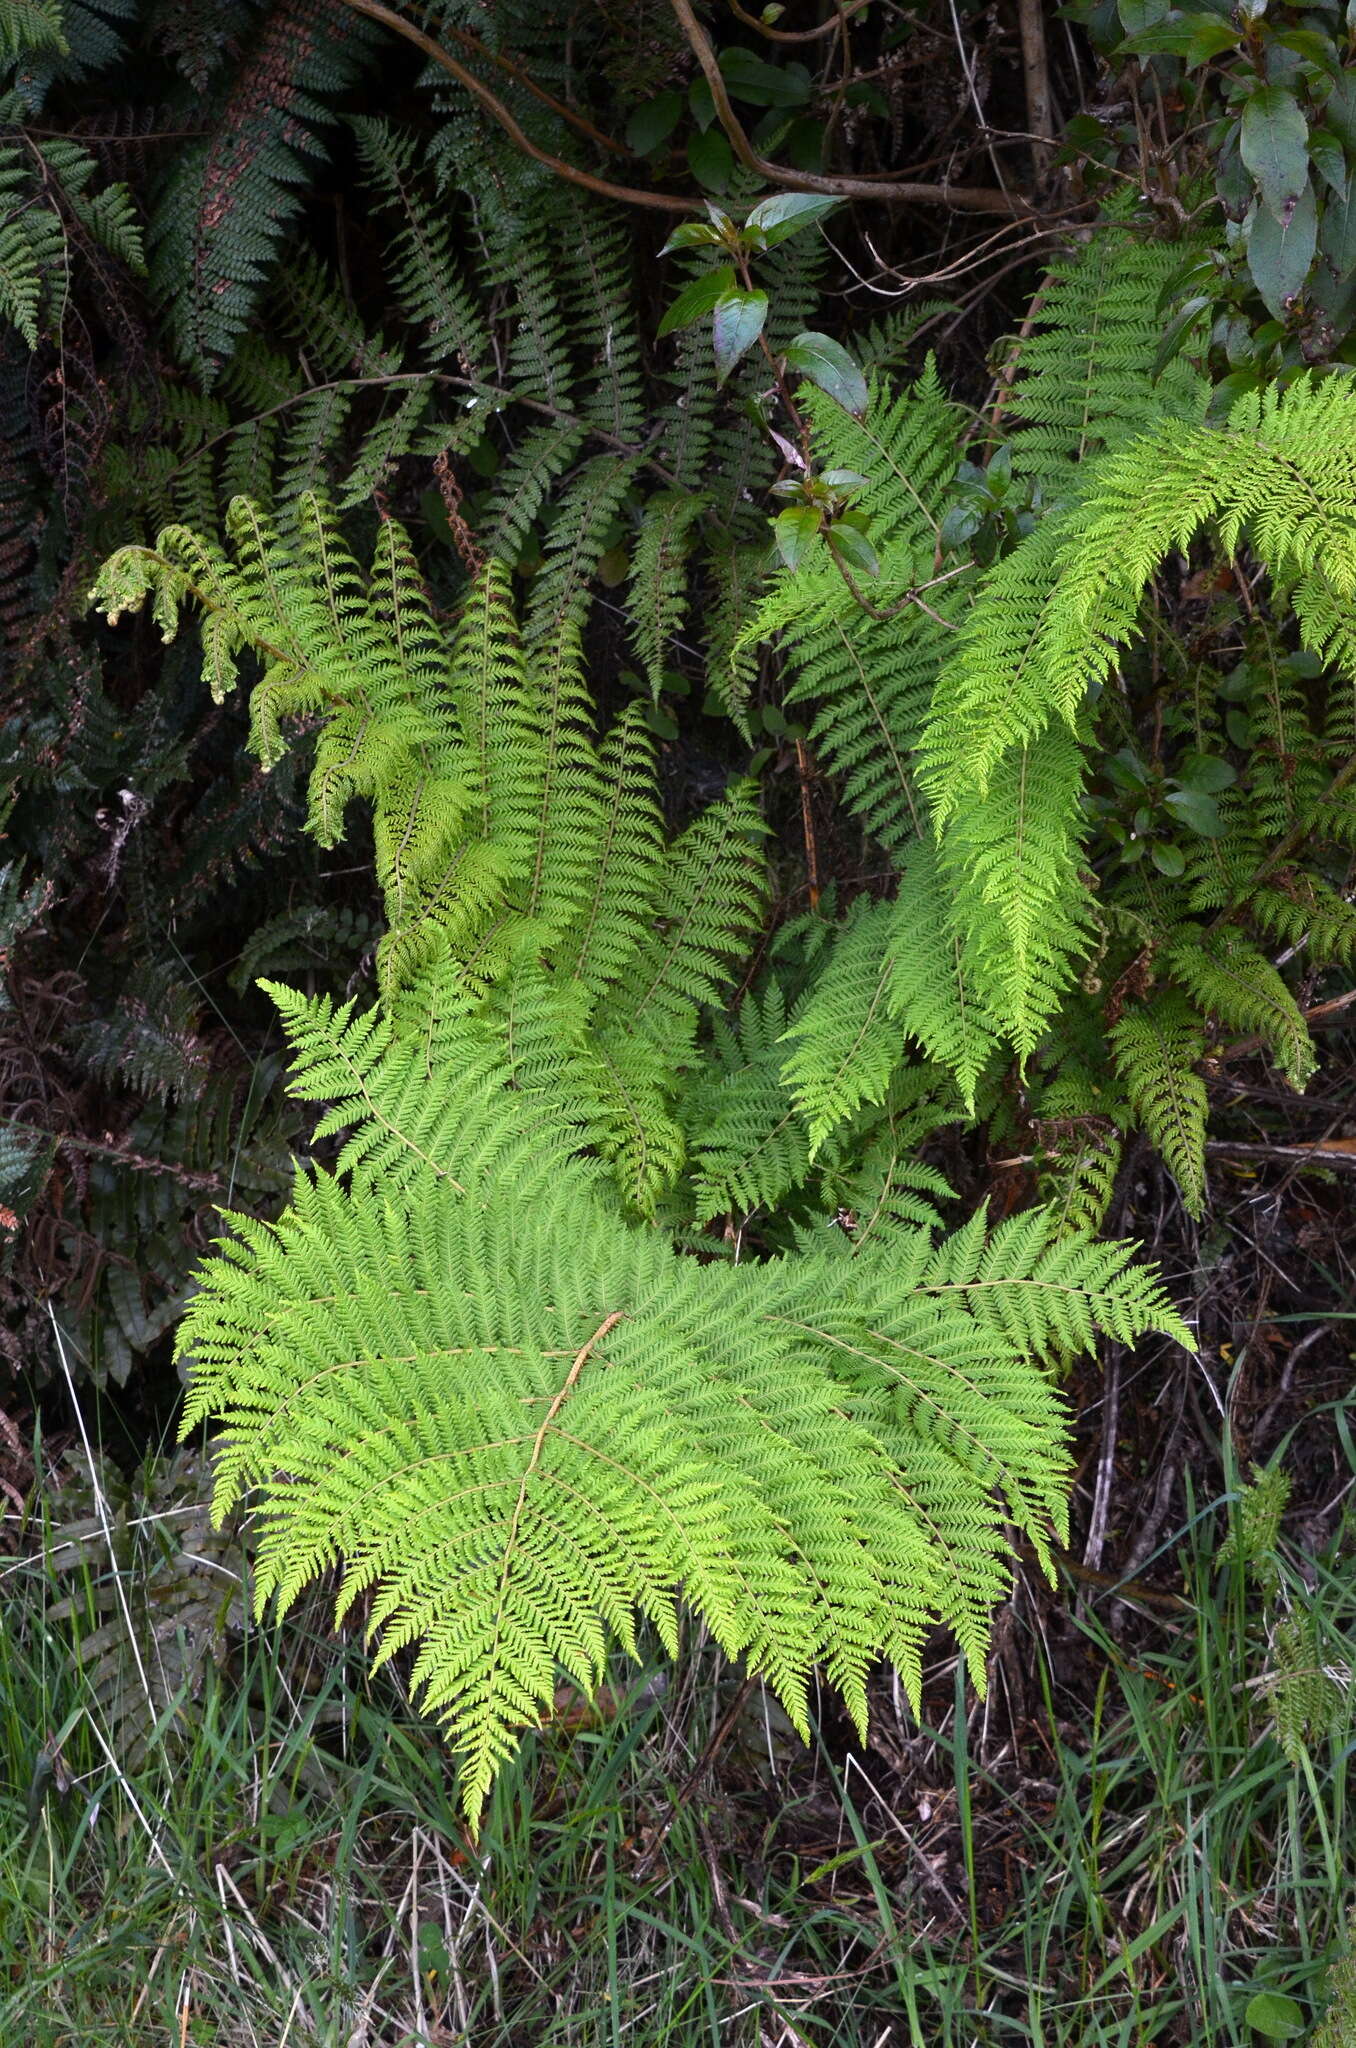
left=92, top=498, right=1188, bottom=1825
left=749, top=219, right=1356, bottom=1222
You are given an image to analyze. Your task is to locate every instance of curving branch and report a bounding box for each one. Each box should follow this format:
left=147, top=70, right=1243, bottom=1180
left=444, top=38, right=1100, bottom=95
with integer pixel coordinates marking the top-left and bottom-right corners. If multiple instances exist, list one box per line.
left=670, top=0, right=1038, bottom=214
left=725, top=0, right=873, bottom=44
left=338, top=0, right=1050, bottom=220
left=336, top=0, right=700, bottom=213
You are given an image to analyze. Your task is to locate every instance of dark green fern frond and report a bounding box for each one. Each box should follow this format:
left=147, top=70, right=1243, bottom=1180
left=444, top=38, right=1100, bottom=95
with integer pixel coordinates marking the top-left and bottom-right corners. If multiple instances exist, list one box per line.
left=1249, top=872, right=1356, bottom=968
left=780, top=896, right=900, bottom=1152
left=1110, top=993, right=1209, bottom=1216
left=1166, top=928, right=1315, bottom=1090
left=350, top=115, right=490, bottom=375
left=151, top=0, right=378, bottom=382
left=628, top=489, right=707, bottom=696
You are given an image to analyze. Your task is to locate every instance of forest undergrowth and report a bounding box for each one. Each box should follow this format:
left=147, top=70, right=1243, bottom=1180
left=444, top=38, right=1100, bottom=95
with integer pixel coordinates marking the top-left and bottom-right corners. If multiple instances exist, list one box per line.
left=2, top=0, right=1356, bottom=2039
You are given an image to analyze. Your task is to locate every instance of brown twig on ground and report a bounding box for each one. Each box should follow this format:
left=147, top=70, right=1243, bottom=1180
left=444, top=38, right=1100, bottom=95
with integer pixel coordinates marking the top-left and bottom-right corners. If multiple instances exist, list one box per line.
left=1205, top=1138, right=1356, bottom=1177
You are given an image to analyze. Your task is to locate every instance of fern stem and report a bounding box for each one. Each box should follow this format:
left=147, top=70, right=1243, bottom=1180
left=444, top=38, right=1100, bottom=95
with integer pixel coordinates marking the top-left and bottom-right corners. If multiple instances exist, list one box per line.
left=495, top=1311, right=626, bottom=1605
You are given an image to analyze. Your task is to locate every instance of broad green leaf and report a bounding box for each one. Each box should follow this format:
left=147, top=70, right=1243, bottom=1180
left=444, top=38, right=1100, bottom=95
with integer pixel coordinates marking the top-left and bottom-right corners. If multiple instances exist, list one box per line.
left=773, top=504, right=821, bottom=570
left=782, top=331, right=868, bottom=416
left=1316, top=179, right=1356, bottom=320
left=718, top=47, right=812, bottom=107
left=658, top=265, right=737, bottom=336
left=1184, top=14, right=1243, bottom=64
left=1118, top=16, right=1239, bottom=63
left=1163, top=786, right=1226, bottom=836
left=626, top=93, right=683, bottom=154
left=1247, top=180, right=1317, bottom=315
left=1271, top=28, right=1340, bottom=76
left=659, top=219, right=725, bottom=255
left=1176, top=752, right=1235, bottom=793
left=688, top=127, right=733, bottom=194
left=743, top=193, right=839, bottom=248
left=1243, top=1991, right=1306, bottom=2041
left=1153, top=293, right=1211, bottom=378
left=1307, top=126, right=1347, bottom=197
left=1117, top=0, right=1169, bottom=31
left=825, top=519, right=880, bottom=581
left=1326, top=71, right=1356, bottom=150
left=688, top=76, right=716, bottom=130
left=1241, top=86, right=1309, bottom=223
left=712, top=287, right=768, bottom=384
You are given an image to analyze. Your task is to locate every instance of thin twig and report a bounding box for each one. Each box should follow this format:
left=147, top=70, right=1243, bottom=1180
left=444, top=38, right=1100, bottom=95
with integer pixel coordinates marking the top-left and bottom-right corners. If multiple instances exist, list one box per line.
left=1205, top=1138, right=1356, bottom=1176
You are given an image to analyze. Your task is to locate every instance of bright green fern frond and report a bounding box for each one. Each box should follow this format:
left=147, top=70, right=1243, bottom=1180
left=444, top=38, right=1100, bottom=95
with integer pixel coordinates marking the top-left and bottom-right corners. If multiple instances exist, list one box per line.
left=941, top=727, right=1094, bottom=1060
left=180, top=978, right=1187, bottom=1829
left=886, top=837, right=1001, bottom=1108
left=551, top=705, right=666, bottom=997
left=741, top=368, right=968, bottom=856
left=925, top=376, right=1356, bottom=831
left=605, top=777, right=766, bottom=1053
left=446, top=556, right=544, bottom=871
left=681, top=983, right=813, bottom=1223
left=921, top=510, right=1071, bottom=820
